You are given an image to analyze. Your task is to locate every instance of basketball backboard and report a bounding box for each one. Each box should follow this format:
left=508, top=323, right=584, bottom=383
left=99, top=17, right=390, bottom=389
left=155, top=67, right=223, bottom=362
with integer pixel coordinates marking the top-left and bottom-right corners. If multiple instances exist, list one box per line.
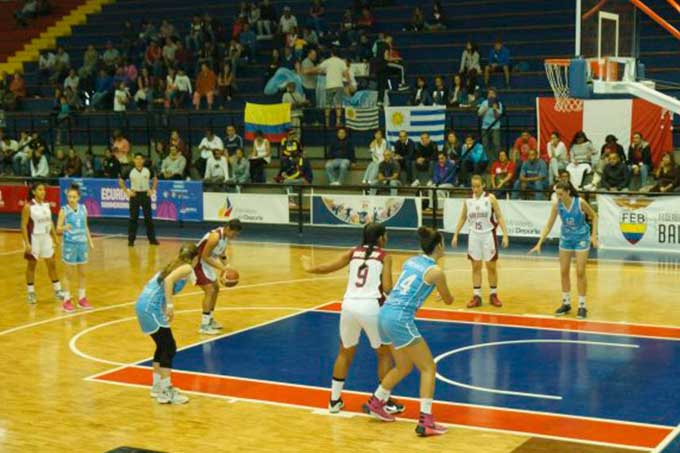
left=576, top=0, right=639, bottom=60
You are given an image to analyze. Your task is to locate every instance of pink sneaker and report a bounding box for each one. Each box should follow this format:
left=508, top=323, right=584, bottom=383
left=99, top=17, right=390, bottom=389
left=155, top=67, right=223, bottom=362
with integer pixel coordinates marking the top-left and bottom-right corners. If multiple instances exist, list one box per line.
left=78, top=298, right=93, bottom=309
left=362, top=396, right=395, bottom=422
left=62, top=300, right=76, bottom=313
left=416, top=413, right=448, bottom=437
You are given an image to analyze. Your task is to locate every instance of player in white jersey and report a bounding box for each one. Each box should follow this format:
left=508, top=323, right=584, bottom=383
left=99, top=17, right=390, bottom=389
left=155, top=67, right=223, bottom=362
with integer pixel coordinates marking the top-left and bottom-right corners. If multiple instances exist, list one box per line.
left=194, top=219, right=242, bottom=335
left=301, top=223, right=404, bottom=415
left=451, top=175, right=509, bottom=308
left=20, top=183, right=64, bottom=304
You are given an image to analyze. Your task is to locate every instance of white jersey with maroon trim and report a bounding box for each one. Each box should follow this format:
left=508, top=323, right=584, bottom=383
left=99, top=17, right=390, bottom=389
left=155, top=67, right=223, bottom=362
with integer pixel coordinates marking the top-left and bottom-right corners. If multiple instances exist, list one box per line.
left=465, top=192, right=497, bottom=235
left=29, top=200, right=52, bottom=235
left=343, top=246, right=386, bottom=302
left=197, top=227, right=228, bottom=260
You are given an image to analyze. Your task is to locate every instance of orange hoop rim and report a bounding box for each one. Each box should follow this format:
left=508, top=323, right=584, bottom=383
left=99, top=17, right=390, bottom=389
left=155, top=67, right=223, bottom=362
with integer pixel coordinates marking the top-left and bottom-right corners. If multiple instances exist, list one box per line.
left=544, top=58, right=571, bottom=66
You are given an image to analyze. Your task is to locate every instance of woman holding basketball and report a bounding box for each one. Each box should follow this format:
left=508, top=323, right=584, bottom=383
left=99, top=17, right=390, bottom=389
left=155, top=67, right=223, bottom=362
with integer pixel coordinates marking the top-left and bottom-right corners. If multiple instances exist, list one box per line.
left=56, top=184, right=95, bottom=312
left=529, top=181, right=598, bottom=319
left=451, top=174, right=509, bottom=308
left=21, top=182, right=64, bottom=304
left=135, top=243, right=199, bottom=404
left=301, top=223, right=403, bottom=415
left=194, top=219, right=242, bottom=334
left=363, top=227, right=454, bottom=437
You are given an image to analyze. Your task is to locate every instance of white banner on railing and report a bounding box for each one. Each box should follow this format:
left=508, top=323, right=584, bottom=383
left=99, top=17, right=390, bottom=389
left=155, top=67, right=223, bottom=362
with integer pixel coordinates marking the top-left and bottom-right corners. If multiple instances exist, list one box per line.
left=442, top=198, right=560, bottom=238
left=203, top=193, right=290, bottom=224
left=597, top=195, right=680, bottom=252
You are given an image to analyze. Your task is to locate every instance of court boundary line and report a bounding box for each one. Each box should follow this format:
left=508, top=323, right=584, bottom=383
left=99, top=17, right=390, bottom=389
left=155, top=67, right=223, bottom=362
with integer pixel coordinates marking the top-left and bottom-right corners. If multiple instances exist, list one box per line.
left=653, top=424, right=680, bottom=453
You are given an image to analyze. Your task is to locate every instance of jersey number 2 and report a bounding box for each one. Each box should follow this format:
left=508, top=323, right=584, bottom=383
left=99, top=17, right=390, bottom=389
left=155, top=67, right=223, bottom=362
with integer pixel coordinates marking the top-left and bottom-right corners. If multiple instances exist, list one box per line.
left=355, top=266, right=368, bottom=288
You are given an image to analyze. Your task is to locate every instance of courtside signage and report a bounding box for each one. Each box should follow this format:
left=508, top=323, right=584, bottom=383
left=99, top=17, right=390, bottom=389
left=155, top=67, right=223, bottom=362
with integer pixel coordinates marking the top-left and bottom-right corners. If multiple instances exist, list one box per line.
left=203, top=193, right=290, bottom=224
left=311, top=194, right=422, bottom=229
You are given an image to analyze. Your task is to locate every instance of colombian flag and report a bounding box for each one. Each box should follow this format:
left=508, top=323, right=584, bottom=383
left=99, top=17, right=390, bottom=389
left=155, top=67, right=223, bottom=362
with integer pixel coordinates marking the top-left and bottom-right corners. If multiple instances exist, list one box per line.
left=244, top=102, right=291, bottom=143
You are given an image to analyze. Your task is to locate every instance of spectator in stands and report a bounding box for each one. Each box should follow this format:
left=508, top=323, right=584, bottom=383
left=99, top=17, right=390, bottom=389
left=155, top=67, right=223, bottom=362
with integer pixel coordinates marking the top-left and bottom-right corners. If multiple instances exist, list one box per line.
left=484, top=39, right=511, bottom=88
left=197, top=41, right=216, bottom=70
left=282, top=82, right=308, bottom=139
left=102, top=41, right=121, bottom=70
left=393, top=130, right=416, bottom=183
left=432, top=151, right=457, bottom=198
left=601, top=151, right=629, bottom=191
left=510, top=130, right=538, bottom=166
left=448, top=74, right=468, bottom=107
left=240, top=23, right=258, bottom=62
left=443, top=131, right=461, bottom=164
left=217, top=62, right=235, bottom=105
left=326, top=127, right=355, bottom=185
left=431, top=76, right=448, bottom=106
left=280, top=6, right=298, bottom=36
left=307, top=0, right=325, bottom=34
left=91, top=69, right=113, bottom=109
left=650, top=153, right=678, bottom=192
left=101, top=147, right=121, bottom=178
left=357, top=6, right=375, bottom=32
left=14, top=0, right=38, bottom=27
left=513, top=149, right=547, bottom=200
left=144, top=40, right=163, bottom=78
left=50, top=47, right=70, bottom=84
left=266, top=49, right=282, bottom=82
left=459, top=41, right=481, bottom=97
left=173, top=68, right=192, bottom=108
left=10, top=131, right=29, bottom=175
left=249, top=130, right=271, bottom=183
left=354, top=33, right=373, bottom=62
left=160, top=145, right=187, bottom=180
left=0, top=133, right=18, bottom=175
left=64, top=148, right=82, bottom=177
left=193, top=63, right=217, bottom=110
left=113, top=81, right=131, bottom=112
left=231, top=148, right=251, bottom=184
left=10, top=72, right=26, bottom=103
left=30, top=146, right=49, bottom=178
left=134, top=67, right=152, bottom=110
left=258, top=0, right=276, bottom=38
left=49, top=149, right=67, bottom=177
left=299, top=48, right=318, bottom=110
left=410, top=76, right=432, bottom=106
left=490, top=149, right=515, bottom=198
left=362, top=129, right=387, bottom=185
left=139, top=20, right=158, bottom=44
left=224, top=125, right=244, bottom=157
left=82, top=150, right=97, bottom=177
left=162, top=37, right=178, bottom=68
left=281, top=45, right=297, bottom=71
left=478, top=87, right=503, bottom=162
left=406, top=7, right=425, bottom=32
left=425, top=0, right=446, bottom=30
left=547, top=131, right=568, bottom=184
left=120, top=20, right=137, bottom=58
left=168, top=130, right=190, bottom=168
left=373, top=150, right=401, bottom=196
left=627, top=132, right=652, bottom=190
left=159, top=19, right=176, bottom=41
left=63, top=69, right=79, bottom=93
left=601, top=134, right=626, bottom=163
left=55, top=95, right=72, bottom=146
left=38, top=51, right=55, bottom=83
left=78, top=45, right=98, bottom=87
left=566, top=130, right=595, bottom=189
left=318, top=47, right=348, bottom=128
left=196, top=129, right=224, bottom=176
left=65, top=86, right=81, bottom=111
left=412, top=132, right=437, bottom=186
left=111, top=129, right=131, bottom=166
left=459, top=135, right=488, bottom=186
left=340, top=8, right=358, bottom=45
left=204, top=148, right=230, bottom=189
left=248, top=2, right=261, bottom=32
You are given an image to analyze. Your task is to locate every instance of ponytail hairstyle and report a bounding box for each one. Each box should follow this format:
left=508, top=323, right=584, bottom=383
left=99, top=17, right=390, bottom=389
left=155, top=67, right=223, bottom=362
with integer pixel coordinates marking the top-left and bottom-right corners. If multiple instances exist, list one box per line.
left=227, top=218, right=243, bottom=232
left=28, top=182, right=45, bottom=201
left=157, top=243, right=199, bottom=282
left=554, top=181, right=579, bottom=198
left=359, top=222, right=386, bottom=270
left=417, top=226, right=443, bottom=255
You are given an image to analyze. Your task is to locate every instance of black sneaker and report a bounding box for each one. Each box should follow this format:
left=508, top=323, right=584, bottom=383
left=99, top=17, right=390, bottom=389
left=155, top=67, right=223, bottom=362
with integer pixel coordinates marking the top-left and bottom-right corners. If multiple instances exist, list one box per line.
left=385, top=398, right=405, bottom=414
left=555, top=304, right=571, bottom=316
left=149, top=239, right=160, bottom=245
left=128, top=241, right=134, bottom=247
left=328, top=398, right=344, bottom=414
left=577, top=307, right=587, bottom=319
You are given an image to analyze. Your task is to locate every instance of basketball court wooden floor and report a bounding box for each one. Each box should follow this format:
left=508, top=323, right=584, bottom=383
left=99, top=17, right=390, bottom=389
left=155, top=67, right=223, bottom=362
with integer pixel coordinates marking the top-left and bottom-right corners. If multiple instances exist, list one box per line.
left=1, top=230, right=679, bottom=453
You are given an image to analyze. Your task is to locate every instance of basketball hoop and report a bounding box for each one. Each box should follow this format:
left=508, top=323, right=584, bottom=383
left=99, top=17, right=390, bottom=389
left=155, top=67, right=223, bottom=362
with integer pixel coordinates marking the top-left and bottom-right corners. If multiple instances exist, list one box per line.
left=545, top=59, right=584, bottom=112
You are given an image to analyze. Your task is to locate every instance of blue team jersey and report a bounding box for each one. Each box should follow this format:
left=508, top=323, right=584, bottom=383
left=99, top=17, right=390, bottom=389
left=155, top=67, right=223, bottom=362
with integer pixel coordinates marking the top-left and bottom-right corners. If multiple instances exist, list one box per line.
left=137, top=273, right=188, bottom=312
left=383, top=255, right=437, bottom=318
left=558, top=196, right=590, bottom=241
left=62, top=204, right=88, bottom=243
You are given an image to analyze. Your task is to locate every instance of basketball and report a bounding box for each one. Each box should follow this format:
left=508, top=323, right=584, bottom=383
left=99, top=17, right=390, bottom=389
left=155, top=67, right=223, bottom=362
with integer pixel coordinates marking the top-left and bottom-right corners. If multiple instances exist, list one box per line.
left=220, top=268, right=239, bottom=287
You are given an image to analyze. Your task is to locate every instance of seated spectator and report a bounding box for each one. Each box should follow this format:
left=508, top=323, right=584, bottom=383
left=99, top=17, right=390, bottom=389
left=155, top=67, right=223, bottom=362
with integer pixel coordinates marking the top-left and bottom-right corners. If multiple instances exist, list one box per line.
left=248, top=2, right=261, bottom=34
left=249, top=130, right=271, bottom=183
left=38, top=51, right=55, bottom=83
left=217, top=62, right=235, bottom=104
left=134, top=67, right=152, bottom=110
left=513, top=149, right=547, bottom=200
left=547, top=131, right=568, bottom=184
left=101, top=41, right=121, bottom=70
left=173, top=68, right=192, bottom=108
left=383, top=35, right=408, bottom=91
left=354, top=33, right=373, bottom=62
left=431, top=75, right=448, bottom=106
left=50, top=47, right=70, bottom=84
left=307, top=0, right=325, bottom=34
left=204, top=149, right=230, bottom=189
left=102, top=147, right=121, bottom=178
left=0, top=133, right=18, bottom=175
left=64, top=86, right=81, bottom=110
left=224, top=125, right=244, bottom=157
left=266, top=49, right=282, bottom=81
left=196, top=129, right=224, bottom=176
left=459, top=135, right=488, bottom=187
left=30, top=146, right=49, bottom=178
left=279, top=6, right=298, bottom=35
left=258, top=0, right=276, bottom=38
left=410, top=76, right=432, bottom=106
left=169, top=129, right=190, bottom=168
left=362, top=129, right=387, bottom=185
left=185, top=15, right=203, bottom=52
left=231, top=148, right=251, bottom=184
left=63, top=69, right=79, bottom=93
left=159, top=19, right=176, bottom=41
left=14, top=0, right=38, bottom=27
left=150, top=77, right=167, bottom=110
left=627, top=132, right=652, bottom=190
left=55, top=96, right=72, bottom=146
left=197, top=41, right=216, bottom=70
left=393, top=130, right=416, bottom=183
left=12, top=131, right=31, bottom=175
left=477, top=87, right=503, bottom=162
left=406, top=7, right=425, bottom=32
left=448, top=74, right=468, bottom=107
left=373, top=150, right=401, bottom=196
left=282, top=82, right=308, bottom=139
left=356, top=7, right=374, bottom=31
left=113, top=81, right=131, bottom=112
left=566, top=130, right=595, bottom=189
left=550, top=169, right=571, bottom=202
left=484, top=39, right=511, bottom=88
left=339, top=8, right=357, bottom=45
left=123, top=59, right=138, bottom=86
left=443, top=131, right=461, bottom=164
left=174, top=41, right=192, bottom=74
left=425, top=1, right=446, bottom=30
left=10, top=72, right=26, bottom=102
left=281, top=45, right=297, bottom=71
left=302, top=26, right=318, bottom=49
left=79, top=45, right=99, bottom=83
left=490, top=149, right=515, bottom=199
left=510, top=130, right=538, bottom=165
left=325, top=127, right=355, bottom=185
left=193, top=63, right=217, bottom=110
left=601, top=134, right=626, bottom=163
left=239, top=23, right=258, bottom=62
left=111, top=129, right=131, bottom=165
left=412, top=132, right=437, bottom=186
left=276, top=148, right=313, bottom=196
left=64, top=147, right=82, bottom=177
left=432, top=152, right=457, bottom=200
left=49, top=148, right=67, bottom=177
left=82, top=150, right=97, bottom=177
left=160, top=145, right=187, bottom=180
left=162, top=37, right=178, bottom=68
left=459, top=41, right=481, bottom=96
left=601, top=151, right=629, bottom=191
left=650, top=153, right=678, bottom=193
left=91, top=69, right=114, bottom=109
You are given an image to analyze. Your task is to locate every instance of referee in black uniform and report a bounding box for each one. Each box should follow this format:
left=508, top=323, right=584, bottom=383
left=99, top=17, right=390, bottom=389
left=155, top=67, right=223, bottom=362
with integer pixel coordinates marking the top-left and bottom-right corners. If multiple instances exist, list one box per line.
left=118, top=152, right=160, bottom=247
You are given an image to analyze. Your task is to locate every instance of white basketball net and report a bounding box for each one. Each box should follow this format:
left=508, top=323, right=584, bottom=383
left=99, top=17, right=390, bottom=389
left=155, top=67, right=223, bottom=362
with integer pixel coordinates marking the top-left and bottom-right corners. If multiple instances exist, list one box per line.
left=545, top=61, right=584, bottom=113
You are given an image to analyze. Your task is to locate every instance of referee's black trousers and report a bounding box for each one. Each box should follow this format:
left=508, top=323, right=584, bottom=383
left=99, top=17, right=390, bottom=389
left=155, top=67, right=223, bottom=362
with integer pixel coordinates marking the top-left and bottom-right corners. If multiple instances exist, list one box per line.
left=128, top=191, right=157, bottom=243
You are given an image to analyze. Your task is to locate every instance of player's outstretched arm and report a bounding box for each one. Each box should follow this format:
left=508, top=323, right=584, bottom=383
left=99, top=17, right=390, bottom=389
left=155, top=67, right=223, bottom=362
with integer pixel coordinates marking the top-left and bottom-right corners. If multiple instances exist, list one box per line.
left=301, top=249, right=352, bottom=274
left=529, top=202, right=558, bottom=254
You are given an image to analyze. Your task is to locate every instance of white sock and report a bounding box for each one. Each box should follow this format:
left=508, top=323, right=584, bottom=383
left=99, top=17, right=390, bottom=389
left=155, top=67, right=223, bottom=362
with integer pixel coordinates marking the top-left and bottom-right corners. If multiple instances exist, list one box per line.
left=420, top=398, right=433, bottom=415
left=153, top=372, right=161, bottom=386
left=578, top=296, right=586, bottom=308
left=473, top=287, right=481, bottom=297
left=562, top=293, right=571, bottom=305
left=27, top=284, right=35, bottom=294
left=78, top=288, right=86, bottom=299
left=160, top=377, right=171, bottom=390
left=490, top=287, right=497, bottom=295
left=53, top=281, right=62, bottom=291
left=374, top=385, right=391, bottom=402
left=63, top=291, right=71, bottom=301
left=201, top=313, right=211, bottom=325
left=331, top=378, right=344, bottom=401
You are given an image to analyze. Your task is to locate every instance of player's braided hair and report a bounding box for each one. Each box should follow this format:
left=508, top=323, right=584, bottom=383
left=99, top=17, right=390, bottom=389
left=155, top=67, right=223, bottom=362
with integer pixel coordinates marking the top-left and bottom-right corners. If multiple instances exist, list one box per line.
left=360, top=223, right=386, bottom=270
left=157, top=243, right=199, bottom=283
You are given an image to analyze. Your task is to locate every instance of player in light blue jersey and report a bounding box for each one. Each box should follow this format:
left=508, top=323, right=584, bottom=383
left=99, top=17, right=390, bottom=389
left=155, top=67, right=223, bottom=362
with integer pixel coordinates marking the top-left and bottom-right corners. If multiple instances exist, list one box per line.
left=363, top=227, right=454, bottom=437
left=135, top=243, right=199, bottom=405
left=530, top=181, right=599, bottom=319
left=56, top=184, right=95, bottom=313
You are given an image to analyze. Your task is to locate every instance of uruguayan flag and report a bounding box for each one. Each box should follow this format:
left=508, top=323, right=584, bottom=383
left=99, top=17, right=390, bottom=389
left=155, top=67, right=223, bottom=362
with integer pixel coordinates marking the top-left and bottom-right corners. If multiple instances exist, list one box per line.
left=385, top=106, right=446, bottom=149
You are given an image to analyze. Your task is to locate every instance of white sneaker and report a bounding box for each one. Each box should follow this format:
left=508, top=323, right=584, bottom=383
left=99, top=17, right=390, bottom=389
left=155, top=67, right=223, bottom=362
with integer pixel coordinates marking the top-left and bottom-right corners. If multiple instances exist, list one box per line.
left=150, top=383, right=161, bottom=398
left=27, top=293, right=37, bottom=304
left=199, top=324, right=221, bottom=335
left=55, top=290, right=65, bottom=301
left=328, top=398, right=344, bottom=414
left=330, top=181, right=341, bottom=186
left=156, top=386, right=189, bottom=404
left=209, top=318, right=223, bottom=330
